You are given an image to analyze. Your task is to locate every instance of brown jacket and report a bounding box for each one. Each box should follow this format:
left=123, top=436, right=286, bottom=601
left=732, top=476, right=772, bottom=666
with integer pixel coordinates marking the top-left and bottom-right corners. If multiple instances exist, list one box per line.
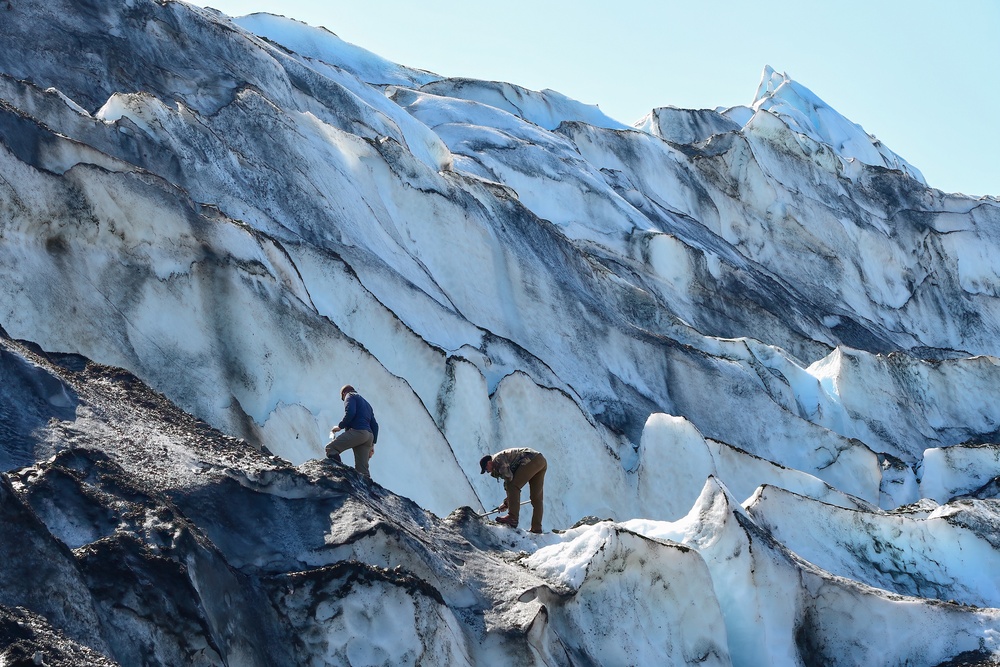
left=489, top=448, right=539, bottom=484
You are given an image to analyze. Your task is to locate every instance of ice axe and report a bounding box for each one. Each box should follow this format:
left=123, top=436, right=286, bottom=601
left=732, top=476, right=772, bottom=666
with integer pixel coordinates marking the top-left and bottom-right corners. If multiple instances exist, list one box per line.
left=479, top=500, right=530, bottom=517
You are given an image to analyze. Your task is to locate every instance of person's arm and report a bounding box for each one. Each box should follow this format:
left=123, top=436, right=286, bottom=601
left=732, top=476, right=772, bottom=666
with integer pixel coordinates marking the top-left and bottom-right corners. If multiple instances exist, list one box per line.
left=370, top=413, right=379, bottom=444
left=338, top=395, right=357, bottom=430
left=491, top=452, right=514, bottom=481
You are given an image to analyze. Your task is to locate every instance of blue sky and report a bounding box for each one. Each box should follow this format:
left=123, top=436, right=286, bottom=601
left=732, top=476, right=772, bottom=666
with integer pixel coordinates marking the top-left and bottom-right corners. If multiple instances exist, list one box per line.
left=192, top=0, right=998, bottom=197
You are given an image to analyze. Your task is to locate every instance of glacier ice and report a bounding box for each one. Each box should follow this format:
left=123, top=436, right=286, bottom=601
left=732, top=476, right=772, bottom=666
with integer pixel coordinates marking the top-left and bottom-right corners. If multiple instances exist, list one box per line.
left=2, top=0, right=1000, bottom=664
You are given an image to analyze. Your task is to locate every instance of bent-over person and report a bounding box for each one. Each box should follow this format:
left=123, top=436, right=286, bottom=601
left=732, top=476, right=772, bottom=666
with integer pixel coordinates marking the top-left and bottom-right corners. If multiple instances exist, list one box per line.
left=480, top=447, right=547, bottom=533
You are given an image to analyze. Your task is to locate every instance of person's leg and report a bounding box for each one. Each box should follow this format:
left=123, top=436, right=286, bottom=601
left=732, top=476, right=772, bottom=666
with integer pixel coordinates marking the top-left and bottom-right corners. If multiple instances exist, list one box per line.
left=528, top=455, right=546, bottom=532
left=504, top=482, right=521, bottom=525
left=327, top=429, right=366, bottom=461
left=509, top=454, right=546, bottom=528
left=352, top=431, right=374, bottom=478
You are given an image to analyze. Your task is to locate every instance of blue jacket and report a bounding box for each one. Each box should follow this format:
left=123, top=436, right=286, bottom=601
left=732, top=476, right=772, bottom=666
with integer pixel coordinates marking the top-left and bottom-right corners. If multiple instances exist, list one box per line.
left=339, top=392, right=378, bottom=443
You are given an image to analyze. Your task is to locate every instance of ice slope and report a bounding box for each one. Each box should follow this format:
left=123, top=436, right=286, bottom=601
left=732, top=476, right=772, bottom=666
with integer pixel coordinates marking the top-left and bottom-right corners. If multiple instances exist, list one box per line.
left=3, top=0, right=1000, bottom=664
left=625, top=479, right=1000, bottom=667
left=5, top=335, right=1000, bottom=666
left=923, top=443, right=1000, bottom=502
left=4, top=3, right=1000, bottom=517
left=524, top=523, right=732, bottom=666
left=746, top=485, right=1000, bottom=607
left=8, top=5, right=996, bottom=512
left=751, top=66, right=927, bottom=184
left=232, top=12, right=440, bottom=89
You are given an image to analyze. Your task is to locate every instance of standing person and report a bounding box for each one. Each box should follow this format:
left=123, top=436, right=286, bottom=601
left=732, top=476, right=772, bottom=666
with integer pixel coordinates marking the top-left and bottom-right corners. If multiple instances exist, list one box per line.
left=480, top=448, right=547, bottom=534
left=326, top=384, right=378, bottom=478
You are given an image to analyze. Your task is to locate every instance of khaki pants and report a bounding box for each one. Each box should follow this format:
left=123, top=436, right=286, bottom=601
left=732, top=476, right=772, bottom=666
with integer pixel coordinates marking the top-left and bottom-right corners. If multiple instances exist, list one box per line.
left=326, top=429, right=373, bottom=477
left=506, top=453, right=547, bottom=531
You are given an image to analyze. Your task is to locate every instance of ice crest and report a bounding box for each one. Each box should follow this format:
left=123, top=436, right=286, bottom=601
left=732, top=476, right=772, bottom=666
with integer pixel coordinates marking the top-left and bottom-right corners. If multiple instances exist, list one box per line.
left=751, top=65, right=926, bottom=184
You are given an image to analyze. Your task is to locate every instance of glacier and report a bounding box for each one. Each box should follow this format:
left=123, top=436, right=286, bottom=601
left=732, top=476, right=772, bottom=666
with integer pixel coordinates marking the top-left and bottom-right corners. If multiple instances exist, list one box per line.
left=2, top=1, right=1000, bottom=665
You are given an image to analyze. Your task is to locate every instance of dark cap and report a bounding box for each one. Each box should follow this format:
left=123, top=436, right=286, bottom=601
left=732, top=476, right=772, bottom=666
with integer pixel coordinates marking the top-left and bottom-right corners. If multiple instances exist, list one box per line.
left=479, top=454, right=492, bottom=474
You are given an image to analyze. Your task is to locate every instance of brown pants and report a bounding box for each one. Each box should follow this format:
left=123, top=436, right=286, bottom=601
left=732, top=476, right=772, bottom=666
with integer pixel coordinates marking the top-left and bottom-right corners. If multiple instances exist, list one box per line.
left=506, top=453, right=547, bottom=531
left=326, top=429, right=373, bottom=477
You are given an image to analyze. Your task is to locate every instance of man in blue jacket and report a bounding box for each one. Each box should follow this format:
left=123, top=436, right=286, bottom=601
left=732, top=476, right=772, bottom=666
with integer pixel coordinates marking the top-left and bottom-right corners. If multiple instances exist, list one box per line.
left=326, top=384, right=379, bottom=478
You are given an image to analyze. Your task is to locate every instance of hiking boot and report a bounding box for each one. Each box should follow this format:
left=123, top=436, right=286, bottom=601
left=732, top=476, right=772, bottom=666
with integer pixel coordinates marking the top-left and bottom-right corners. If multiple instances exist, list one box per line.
left=495, top=515, right=518, bottom=528
left=328, top=453, right=342, bottom=464
left=529, top=528, right=543, bottom=534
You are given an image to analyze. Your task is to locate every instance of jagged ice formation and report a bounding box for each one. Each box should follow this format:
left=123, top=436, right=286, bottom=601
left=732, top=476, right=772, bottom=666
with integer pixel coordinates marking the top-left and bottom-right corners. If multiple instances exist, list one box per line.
left=2, top=1, right=1000, bottom=665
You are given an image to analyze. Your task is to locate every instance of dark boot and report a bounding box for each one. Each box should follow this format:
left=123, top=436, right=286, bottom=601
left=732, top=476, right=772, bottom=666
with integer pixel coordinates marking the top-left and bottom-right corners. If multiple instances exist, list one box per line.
left=495, top=515, right=518, bottom=528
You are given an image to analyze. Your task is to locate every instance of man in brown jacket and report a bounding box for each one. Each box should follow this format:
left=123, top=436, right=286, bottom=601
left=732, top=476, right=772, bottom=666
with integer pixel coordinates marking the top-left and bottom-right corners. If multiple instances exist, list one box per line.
left=480, top=448, right=547, bottom=533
